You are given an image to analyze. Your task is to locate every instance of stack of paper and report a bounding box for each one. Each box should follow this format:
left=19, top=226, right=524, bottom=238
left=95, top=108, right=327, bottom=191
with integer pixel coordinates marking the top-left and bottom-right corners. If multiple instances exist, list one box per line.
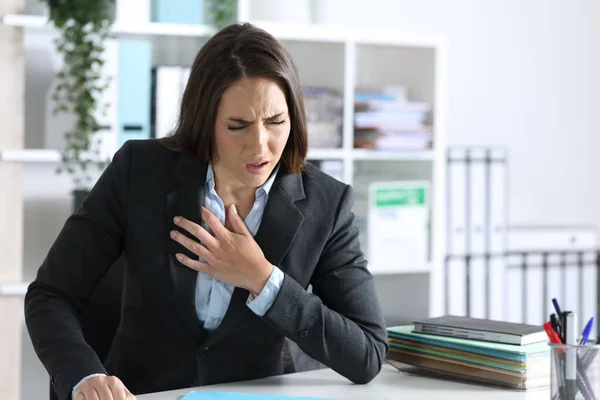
left=387, top=325, right=551, bottom=391
left=303, top=87, right=343, bottom=148
left=353, top=88, right=432, bottom=151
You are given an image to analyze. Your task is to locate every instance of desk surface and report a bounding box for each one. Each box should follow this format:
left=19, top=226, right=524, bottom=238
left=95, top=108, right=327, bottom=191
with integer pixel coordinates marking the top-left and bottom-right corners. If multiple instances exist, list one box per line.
left=137, top=364, right=550, bottom=400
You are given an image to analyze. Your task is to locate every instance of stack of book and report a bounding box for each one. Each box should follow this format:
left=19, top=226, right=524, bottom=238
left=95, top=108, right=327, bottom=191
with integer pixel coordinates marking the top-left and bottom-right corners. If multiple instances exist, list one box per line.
left=387, top=316, right=551, bottom=391
left=353, top=87, right=432, bottom=151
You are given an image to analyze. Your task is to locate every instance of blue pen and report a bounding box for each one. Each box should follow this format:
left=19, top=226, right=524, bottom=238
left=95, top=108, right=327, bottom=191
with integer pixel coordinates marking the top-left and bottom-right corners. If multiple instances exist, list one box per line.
left=552, top=298, right=563, bottom=316
left=580, top=317, right=594, bottom=345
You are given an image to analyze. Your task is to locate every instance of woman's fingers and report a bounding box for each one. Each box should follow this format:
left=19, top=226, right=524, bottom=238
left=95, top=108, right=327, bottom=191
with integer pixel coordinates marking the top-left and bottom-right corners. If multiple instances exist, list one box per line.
left=173, top=216, right=219, bottom=249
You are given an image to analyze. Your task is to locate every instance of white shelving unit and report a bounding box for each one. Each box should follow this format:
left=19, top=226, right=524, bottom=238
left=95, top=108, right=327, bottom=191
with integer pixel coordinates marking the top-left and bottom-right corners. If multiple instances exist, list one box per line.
left=2, top=2, right=448, bottom=326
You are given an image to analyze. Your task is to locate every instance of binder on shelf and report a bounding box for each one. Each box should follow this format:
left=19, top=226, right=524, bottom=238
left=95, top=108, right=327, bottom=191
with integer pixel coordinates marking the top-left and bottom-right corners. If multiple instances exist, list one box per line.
left=154, top=66, right=190, bottom=139
left=151, top=0, right=204, bottom=24
left=446, top=257, right=467, bottom=316
left=505, top=256, right=524, bottom=324
left=488, top=149, right=507, bottom=254
left=447, top=148, right=467, bottom=256
left=487, top=149, right=507, bottom=321
left=445, top=148, right=508, bottom=320
left=467, top=149, right=487, bottom=318
left=117, top=40, right=152, bottom=147
left=487, top=255, right=506, bottom=321
left=368, top=180, right=430, bottom=274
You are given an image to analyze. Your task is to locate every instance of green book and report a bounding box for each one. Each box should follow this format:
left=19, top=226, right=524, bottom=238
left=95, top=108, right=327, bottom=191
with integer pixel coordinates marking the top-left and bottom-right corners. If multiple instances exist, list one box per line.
left=388, top=325, right=550, bottom=363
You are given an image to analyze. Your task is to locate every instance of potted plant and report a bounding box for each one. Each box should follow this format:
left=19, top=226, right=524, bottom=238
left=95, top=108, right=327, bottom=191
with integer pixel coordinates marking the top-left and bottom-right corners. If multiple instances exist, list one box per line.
left=44, top=0, right=115, bottom=210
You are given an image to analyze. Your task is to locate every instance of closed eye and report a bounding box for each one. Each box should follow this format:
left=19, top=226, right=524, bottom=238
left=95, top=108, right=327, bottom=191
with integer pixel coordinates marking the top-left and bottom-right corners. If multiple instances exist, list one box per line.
left=227, top=125, right=246, bottom=131
left=269, top=120, right=286, bottom=125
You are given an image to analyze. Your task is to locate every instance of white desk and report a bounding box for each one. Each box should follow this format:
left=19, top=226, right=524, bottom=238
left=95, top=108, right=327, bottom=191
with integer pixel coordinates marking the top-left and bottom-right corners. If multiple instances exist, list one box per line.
left=137, top=364, right=550, bottom=400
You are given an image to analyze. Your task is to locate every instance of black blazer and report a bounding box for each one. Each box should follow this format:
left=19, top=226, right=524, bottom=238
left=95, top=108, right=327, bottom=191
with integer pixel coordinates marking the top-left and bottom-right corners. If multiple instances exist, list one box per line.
left=25, top=140, right=389, bottom=400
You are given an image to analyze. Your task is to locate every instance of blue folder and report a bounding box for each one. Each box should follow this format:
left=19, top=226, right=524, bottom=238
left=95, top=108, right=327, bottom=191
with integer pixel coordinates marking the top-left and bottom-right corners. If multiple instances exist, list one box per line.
left=152, top=0, right=204, bottom=24
left=117, top=40, right=152, bottom=147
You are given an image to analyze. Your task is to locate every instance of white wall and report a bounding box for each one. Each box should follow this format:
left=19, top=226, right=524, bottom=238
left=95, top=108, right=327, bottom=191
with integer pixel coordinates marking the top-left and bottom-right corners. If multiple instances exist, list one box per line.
left=317, top=0, right=600, bottom=230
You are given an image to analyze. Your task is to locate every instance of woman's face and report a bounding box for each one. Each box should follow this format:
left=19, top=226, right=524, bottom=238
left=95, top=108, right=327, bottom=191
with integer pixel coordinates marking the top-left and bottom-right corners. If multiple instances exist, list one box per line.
left=212, top=77, right=291, bottom=189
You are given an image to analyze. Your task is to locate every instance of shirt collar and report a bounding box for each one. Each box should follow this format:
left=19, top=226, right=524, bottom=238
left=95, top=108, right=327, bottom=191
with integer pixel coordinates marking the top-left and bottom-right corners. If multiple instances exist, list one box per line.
left=206, top=162, right=280, bottom=197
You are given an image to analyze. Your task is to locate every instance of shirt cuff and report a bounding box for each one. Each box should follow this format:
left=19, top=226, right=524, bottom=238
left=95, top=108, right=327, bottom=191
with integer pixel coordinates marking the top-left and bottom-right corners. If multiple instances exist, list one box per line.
left=246, top=265, right=284, bottom=316
left=72, top=373, right=107, bottom=399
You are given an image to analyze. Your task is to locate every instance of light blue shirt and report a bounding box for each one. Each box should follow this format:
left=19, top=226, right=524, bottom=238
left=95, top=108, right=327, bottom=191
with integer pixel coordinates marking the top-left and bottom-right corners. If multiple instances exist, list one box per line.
left=197, top=163, right=284, bottom=329
left=72, top=163, right=284, bottom=398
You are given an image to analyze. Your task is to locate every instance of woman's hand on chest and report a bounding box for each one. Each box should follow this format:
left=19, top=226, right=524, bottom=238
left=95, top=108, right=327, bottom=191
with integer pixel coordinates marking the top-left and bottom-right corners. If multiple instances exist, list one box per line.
left=170, top=204, right=273, bottom=296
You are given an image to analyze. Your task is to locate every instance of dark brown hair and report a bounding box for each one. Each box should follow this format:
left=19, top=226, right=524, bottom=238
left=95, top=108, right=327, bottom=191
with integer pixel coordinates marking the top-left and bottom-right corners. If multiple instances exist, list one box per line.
left=162, top=22, right=307, bottom=174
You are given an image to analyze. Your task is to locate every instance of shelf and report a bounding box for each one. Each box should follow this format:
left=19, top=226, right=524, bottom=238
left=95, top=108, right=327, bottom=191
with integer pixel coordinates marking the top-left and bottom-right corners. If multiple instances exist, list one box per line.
left=3, top=14, right=443, bottom=48
left=306, top=148, right=345, bottom=160
left=113, top=22, right=214, bottom=38
left=369, top=263, right=431, bottom=275
left=351, top=149, right=434, bottom=161
left=0, top=149, right=111, bottom=163
left=0, top=282, right=29, bottom=296
left=246, top=20, right=348, bottom=43
left=2, top=14, right=45, bottom=29
left=1, top=148, right=434, bottom=163
left=3, top=14, right=216, bottom=38
left=0, top=149, right=60, bottom=162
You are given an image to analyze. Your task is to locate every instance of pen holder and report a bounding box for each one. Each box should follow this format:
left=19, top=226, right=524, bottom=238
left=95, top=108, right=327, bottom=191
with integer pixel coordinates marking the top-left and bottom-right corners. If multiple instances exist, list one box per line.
left=551, top=344, right=600, bottom=400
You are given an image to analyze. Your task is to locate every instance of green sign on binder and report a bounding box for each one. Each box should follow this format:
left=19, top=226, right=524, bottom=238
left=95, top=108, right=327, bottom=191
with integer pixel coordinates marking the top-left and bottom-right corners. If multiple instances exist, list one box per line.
left=374, top=186, right=427, bottom=207
left=368, top=181, right=430, bottom=274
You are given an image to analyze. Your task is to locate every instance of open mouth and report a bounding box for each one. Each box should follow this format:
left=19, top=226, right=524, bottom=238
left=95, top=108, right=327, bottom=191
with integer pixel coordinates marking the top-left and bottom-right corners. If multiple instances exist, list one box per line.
left=247, top=161, right=268, bottom=168
left=245, top=161, right=269, bottom=174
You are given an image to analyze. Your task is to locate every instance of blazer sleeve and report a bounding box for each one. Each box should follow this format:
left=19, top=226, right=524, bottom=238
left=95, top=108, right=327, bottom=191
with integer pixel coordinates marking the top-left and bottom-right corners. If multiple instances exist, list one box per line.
left=262, top=184, right=389, bottom=384
left=24, top=141, right=132, bottom=400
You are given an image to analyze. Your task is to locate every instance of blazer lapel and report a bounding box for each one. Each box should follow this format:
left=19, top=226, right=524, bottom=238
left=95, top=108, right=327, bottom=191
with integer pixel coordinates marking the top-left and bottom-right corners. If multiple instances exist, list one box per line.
left=202, top=170, right=306, bottom=348
left=166, top=155, right=208, bottom=341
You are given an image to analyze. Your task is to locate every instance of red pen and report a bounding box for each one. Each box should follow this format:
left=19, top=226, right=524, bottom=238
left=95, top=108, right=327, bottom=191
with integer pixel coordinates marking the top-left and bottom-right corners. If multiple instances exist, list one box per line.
left=544, top=321, right=564, bottom=344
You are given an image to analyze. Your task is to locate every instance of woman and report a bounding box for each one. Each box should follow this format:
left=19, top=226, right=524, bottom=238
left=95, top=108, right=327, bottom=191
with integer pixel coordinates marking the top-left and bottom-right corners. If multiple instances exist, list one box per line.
left=25, top=22, right=388, bottom=400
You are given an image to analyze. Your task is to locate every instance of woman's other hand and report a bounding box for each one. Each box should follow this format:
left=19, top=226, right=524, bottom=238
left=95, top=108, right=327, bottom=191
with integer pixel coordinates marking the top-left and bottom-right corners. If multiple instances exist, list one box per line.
left=170, top=205, right=273, bottom=295
left=74, top=375, right=135, bottom=400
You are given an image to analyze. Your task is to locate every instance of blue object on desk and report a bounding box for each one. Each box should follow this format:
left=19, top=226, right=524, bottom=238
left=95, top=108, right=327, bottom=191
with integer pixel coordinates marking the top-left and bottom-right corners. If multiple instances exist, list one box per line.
left=181, top=392, right=331, bottom=400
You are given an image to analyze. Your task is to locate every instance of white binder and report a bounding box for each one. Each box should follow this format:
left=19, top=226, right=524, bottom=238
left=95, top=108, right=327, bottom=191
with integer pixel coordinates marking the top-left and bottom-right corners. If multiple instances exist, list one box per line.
left=488, top=149, right=507, bottom=254
left=487, top=149, right=508, bottom=320
left=155, top=66, right=188, bottom=139
left=446, top=257, right=467, bottom=316
left=447, top=148, right=467, bottom=256
left=445, top=147, right=508, bottom=320
left=466, top=149, right=486, bottom=319
left=488, top=255, right=506, bottom=321
left=506, top=252, right=524, bottom=324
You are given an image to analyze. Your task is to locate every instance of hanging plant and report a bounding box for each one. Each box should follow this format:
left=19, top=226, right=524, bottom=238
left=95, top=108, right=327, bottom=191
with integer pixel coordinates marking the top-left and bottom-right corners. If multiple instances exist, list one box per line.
left=207, top=0, right=238, bottom=30
left=44, top=0, right=115, bottom=194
